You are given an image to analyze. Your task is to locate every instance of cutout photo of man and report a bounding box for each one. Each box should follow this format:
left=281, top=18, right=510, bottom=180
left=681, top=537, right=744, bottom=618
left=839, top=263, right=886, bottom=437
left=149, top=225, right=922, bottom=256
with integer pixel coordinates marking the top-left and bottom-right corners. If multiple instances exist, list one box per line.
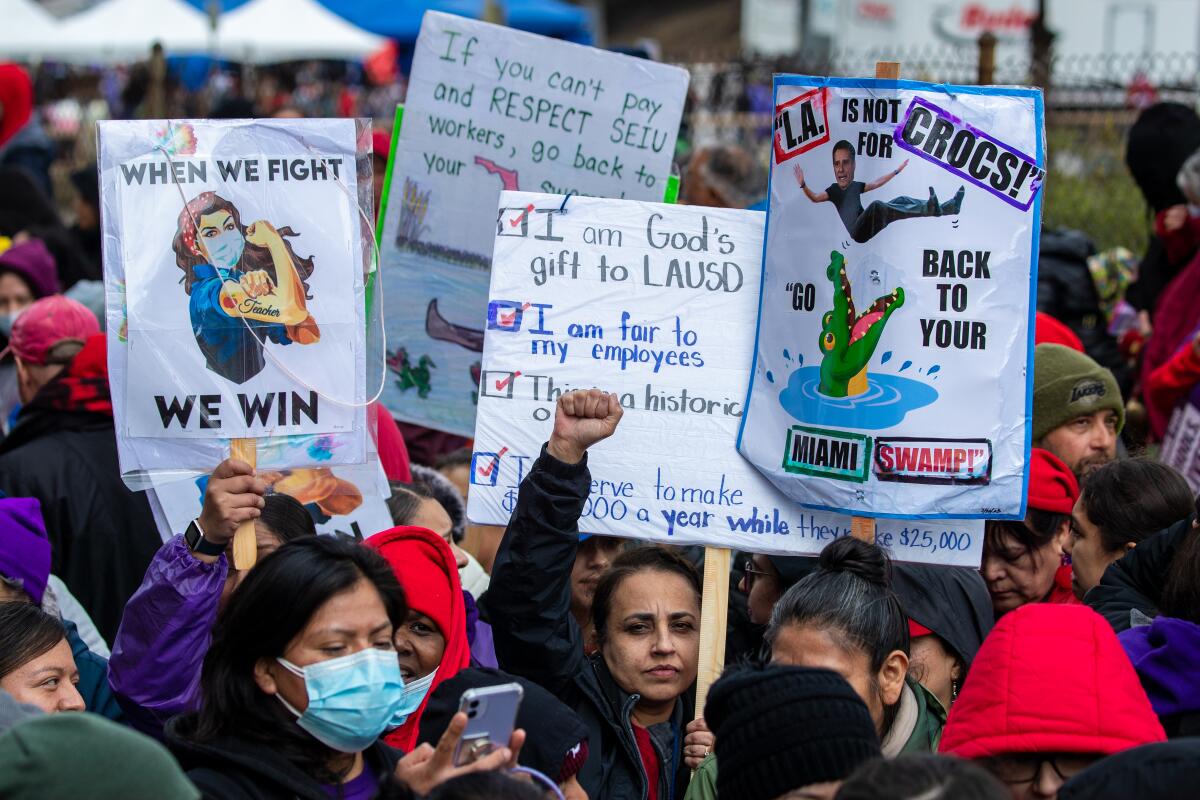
left=795, top=140, right=965, bottom=243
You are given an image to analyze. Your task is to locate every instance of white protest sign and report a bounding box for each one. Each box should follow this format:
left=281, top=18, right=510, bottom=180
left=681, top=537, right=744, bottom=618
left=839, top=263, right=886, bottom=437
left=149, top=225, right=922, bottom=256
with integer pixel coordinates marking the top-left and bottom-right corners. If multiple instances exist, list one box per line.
left=151, top=461, right=394, bottom=542
left=1160, top=388, right=1200, bottom=494
left=378, top=11, right=689, bottom=437
left=468, top=191, right=983, bottom=565
left=99, top=119, right=370, bottom=481
left=738, top=78, right=1042, bottom=520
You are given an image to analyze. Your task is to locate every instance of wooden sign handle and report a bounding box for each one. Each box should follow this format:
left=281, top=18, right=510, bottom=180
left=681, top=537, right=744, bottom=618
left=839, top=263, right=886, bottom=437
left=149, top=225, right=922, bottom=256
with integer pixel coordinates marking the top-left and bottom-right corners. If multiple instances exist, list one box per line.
left=851, top=61, right=900, bottom=545
left=229, top=438, right=258, bottom=569
left=695, top=546, right=731, bottom=722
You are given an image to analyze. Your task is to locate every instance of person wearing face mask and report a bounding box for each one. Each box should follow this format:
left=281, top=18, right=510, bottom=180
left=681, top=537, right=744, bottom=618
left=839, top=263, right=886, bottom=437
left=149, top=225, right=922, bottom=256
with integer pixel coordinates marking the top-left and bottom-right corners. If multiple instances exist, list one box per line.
left=488, top=390, right=704, bottom=800
left=0, top=238, right=59, bottom=433
left=165, top=535, right=524, bottom=799
left=407, top=464, right=492, bottom=600
left=172, top=192, right=319, bottom=386
left=366, top=525, right=472, bottom=752
left=108, top=458, right=315, bottom=739
left=386, top=481, right=497, bottom=669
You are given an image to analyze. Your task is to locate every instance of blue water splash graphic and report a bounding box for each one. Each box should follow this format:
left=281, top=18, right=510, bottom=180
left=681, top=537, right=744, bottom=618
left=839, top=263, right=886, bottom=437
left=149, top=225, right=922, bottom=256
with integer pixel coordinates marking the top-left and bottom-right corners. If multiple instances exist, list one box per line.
left=783, top=349, right=791, bottom=361
left=766, top=370, right=775, bottom=383
left=900, top=360, right=912, bottom=372
left=927, top=364, right=941, bottom=375
left=797, top=353, right=804, bottom=366
left=881, top=351, right=892, bottom=364
left=777, top=366, right=938, bottom=429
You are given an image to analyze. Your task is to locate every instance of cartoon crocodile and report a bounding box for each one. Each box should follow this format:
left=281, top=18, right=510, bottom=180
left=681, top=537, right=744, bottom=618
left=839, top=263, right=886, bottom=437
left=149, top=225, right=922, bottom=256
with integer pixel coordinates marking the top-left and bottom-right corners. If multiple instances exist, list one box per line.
left=818, top=251, right=904, bottom=398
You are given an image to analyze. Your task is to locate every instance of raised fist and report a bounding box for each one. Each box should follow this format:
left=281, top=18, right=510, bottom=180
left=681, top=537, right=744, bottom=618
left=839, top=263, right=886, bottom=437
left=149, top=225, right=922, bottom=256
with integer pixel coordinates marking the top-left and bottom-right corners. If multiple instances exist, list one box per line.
left=547, top=389, right=624, bottom=464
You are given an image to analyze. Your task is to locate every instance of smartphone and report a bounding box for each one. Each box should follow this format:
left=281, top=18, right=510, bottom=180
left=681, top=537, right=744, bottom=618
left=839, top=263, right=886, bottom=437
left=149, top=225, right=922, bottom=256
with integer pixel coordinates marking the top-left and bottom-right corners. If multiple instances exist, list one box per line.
left=453, top=682, right=524, bottom=766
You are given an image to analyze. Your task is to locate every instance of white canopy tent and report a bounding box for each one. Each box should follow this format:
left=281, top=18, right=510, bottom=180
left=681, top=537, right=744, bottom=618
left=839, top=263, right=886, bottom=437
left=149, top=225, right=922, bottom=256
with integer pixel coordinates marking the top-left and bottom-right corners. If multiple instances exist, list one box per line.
left=4, top=0, right=64, bottom=62
left=213, top=0, right=385, bottom=64
left=50, top=0, right=212, bottom=63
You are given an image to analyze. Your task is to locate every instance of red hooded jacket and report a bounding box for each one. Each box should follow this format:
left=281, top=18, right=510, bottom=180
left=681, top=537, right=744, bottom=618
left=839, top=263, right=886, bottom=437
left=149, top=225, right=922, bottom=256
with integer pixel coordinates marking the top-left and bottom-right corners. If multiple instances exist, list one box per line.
left=940, top=604, right=1165, bottom=759
left=366, top=526, right=470, bottom=752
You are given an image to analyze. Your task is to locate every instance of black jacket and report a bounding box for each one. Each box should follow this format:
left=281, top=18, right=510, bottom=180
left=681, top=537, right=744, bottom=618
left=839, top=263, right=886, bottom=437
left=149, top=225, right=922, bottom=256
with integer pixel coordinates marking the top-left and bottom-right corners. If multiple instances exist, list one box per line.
left=1085, top=516, right=1194, bottom=632
left=165, top=715, right=404, bottom=800
left=487, top=447, right=692, bottom=800
left=0, top=408, right=161, bottom=642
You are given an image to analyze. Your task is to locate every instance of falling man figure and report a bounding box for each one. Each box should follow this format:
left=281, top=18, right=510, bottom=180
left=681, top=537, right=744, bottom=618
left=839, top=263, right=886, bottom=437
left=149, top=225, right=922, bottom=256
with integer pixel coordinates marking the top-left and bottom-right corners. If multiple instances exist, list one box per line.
left=795, top=140, right=965, bottom=244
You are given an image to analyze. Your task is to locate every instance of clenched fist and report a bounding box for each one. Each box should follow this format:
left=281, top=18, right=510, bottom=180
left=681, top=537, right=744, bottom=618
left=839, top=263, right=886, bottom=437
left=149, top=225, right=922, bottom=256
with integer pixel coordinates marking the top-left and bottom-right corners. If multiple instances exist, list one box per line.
left=546, top=389, right=624, bottom=465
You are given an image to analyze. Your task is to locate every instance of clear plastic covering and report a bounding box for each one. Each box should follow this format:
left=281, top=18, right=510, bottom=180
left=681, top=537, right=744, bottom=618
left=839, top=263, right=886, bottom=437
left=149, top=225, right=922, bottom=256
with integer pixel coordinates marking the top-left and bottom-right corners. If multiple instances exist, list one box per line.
left=99, top=117, right=384, bottom=490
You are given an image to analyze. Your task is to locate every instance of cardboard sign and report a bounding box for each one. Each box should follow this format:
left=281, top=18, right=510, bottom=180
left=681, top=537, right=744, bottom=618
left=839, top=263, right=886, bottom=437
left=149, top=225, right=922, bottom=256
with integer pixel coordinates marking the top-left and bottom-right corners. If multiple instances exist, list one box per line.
left=739, top=78, right=1042, bottom=520
left=377, top=11, right=689, bottom=436
left=99, top=119, right=370, bottom=483
left=1160, top=386, right=1200, bottom=494
left=151, top=461, right=394, bottom=543
left=468, top=191, right=983, bottom=565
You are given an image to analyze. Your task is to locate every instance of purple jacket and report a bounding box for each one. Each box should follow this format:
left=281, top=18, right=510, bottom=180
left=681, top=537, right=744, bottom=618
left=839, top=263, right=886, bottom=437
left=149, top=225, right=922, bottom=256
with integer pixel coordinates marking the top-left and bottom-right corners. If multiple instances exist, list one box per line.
left=107, top=535, right=226, bottom=738
left=1121, top=616, right=1200, bottom=724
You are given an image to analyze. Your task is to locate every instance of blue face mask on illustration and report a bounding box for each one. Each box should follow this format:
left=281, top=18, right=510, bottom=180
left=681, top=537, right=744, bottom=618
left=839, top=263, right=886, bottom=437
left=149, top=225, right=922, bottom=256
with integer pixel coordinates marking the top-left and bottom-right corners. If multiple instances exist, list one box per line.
left=203, top=228, right=246, bottom=271
left=275, top=648, right=406, bottom=753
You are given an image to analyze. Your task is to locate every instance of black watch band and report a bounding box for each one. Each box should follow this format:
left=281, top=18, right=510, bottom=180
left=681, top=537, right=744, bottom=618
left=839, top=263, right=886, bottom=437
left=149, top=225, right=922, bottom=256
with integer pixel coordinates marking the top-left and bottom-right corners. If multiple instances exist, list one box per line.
left=185, top=519, right=226, bottom=557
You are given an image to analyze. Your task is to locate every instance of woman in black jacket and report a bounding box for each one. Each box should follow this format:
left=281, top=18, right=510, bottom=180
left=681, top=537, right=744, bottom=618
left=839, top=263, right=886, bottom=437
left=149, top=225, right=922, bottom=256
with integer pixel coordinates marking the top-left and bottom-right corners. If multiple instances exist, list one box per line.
left=165, top=536, right=520, bottom=799
left=488, top=389, right=702, bottom=800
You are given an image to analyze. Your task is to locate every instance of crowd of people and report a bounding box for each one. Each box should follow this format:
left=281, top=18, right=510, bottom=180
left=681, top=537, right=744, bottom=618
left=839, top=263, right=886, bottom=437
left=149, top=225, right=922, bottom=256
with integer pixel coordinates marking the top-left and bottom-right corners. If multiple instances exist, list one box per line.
left=3, top=53, right=1200, bottom=800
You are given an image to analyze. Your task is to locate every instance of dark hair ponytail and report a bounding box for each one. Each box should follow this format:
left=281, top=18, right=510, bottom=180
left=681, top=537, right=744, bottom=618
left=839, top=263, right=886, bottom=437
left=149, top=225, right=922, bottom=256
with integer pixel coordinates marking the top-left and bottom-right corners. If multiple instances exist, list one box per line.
left=766, top=537, right=909, bottom=671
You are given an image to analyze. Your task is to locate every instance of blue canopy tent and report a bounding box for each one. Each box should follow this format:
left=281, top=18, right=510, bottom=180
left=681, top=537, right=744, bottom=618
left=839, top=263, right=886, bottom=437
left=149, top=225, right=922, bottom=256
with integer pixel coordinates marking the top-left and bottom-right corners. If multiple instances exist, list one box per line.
left=185, top=0, right=592, bottom=44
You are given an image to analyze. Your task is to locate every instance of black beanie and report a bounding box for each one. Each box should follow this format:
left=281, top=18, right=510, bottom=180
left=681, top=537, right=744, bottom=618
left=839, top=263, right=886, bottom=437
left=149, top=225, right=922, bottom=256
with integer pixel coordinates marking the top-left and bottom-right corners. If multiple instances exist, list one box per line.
left=418, top=667, right=589, bottom=783
left=1059, top=740, right=1200, bottom=800
left=706, top=664, right=881, bottom=800
left=1126, top=102, right=1200, bottom=213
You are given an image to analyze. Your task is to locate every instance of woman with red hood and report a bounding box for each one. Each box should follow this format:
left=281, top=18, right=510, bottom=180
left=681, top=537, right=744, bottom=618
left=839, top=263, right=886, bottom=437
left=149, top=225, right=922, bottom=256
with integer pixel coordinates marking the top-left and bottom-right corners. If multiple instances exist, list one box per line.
left=980, top=449, right=1080, bottom=618
left=940, top=603, right=1165, bottom=800
left=365, top=526, right=471, bottom=752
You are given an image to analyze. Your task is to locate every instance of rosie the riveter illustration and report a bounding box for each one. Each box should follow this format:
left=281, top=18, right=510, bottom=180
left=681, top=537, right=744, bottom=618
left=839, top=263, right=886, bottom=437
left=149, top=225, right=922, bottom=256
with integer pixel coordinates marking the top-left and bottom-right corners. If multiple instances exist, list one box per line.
left=795, top=140, right=964, bottom=244
left=173, top=192, right=320, bottom=385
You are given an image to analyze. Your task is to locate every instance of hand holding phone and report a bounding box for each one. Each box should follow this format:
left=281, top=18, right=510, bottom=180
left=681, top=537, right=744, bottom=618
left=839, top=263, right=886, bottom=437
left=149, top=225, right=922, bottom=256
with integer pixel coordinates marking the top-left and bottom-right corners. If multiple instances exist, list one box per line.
left=454, top=682, right=524, bottom=767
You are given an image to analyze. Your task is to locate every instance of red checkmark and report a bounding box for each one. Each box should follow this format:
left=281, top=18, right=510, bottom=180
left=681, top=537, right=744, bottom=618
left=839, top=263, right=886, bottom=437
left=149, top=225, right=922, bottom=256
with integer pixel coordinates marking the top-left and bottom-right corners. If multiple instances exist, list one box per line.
left=494, top=371, right=521, bottom=391
left=498, top=302, right=531, bottom=327
left=478, top=446, right=509, bottom=477
left=509, top=204, right=534, bottom=227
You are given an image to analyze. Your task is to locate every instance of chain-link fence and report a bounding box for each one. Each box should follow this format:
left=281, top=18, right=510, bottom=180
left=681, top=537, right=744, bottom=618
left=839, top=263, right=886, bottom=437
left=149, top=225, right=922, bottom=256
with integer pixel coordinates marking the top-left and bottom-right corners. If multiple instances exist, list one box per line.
left=676, top=42, right=1200, bottom=253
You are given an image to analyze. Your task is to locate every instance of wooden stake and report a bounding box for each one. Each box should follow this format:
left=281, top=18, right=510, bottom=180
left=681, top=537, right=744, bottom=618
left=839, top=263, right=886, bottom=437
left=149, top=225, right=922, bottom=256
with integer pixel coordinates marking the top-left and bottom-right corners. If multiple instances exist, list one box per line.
left=851, top=61, right=899, bottom=545
left=695, top=546, right=731, bottom=720
left=229, top=439, right=258, bottom=569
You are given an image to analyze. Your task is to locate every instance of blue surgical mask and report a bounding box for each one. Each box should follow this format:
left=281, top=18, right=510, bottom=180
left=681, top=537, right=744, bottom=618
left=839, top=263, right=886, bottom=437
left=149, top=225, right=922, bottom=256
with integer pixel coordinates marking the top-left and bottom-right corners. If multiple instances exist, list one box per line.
left=387, top=667, right=437, bottom=730
left=275, top=648, right=405, bottom=753
left=204, top=228, right=245, bottom=270
left=0, top=310, right=20, bottom=337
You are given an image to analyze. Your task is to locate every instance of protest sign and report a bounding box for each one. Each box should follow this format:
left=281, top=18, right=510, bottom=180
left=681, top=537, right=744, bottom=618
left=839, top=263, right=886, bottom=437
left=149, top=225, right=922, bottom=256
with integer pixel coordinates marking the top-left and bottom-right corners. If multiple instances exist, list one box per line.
left=150, top=461, right=393, bottom=542
left=99, top=118, right=371, bottom=485
left=468, top=191, right=983, bottom=565
left=378, top=11, right=689, bottom=436
left=1160, top=387, right=1200, bottom=494
left=738, top=78, right=1042, bottom=520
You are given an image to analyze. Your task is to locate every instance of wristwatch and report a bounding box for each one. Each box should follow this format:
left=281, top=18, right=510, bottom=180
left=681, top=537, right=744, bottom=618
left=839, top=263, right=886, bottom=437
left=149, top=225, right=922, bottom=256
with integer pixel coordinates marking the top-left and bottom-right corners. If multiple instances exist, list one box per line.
left=185, top=519, right=227, bottom=556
